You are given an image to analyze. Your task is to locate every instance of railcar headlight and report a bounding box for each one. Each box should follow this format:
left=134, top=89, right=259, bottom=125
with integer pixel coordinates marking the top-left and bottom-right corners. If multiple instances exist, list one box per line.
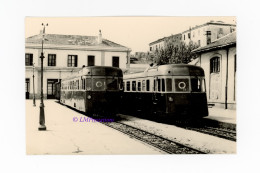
left=169, top=96, right=173, bottom=102
left=96, top=81, right=103, bottom=87
left=87, top=95, right=91, bottom=99
left=86, top=87, right=91, bottom=91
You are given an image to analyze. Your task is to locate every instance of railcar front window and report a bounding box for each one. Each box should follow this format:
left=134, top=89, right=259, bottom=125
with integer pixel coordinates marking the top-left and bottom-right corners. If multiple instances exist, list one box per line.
left=191, top=78, right=206, bottom=92
left=107, top=78, right=118, bottom=91
left=166, top=78, right=172, bottom=92
left=86, top=78, right=92, bottom=91
left=175, top=78, right=189, bottom=92
left=93, top=78, right=105, bottom=91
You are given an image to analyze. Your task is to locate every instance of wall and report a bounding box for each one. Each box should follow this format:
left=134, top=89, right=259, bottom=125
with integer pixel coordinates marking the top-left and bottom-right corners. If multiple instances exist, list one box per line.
left=199, top=46, right=236, bottom=109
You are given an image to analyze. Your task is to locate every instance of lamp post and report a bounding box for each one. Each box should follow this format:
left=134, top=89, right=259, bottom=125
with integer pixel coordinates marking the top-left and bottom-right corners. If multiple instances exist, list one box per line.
left=38, top=23, right=48, bottom=131
left=33, top=63, right=36, bottom=107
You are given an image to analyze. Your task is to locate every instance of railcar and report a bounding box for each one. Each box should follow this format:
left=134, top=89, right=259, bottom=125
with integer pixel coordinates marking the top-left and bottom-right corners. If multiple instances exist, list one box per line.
left=60, top=66, right=123, bottom=116
left=122, top=64, right=208, bottom=119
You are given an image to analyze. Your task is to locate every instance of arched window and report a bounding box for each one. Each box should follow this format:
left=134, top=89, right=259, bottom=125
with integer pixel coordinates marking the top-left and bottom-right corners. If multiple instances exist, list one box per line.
left=210, top=57, right=220, bottom=73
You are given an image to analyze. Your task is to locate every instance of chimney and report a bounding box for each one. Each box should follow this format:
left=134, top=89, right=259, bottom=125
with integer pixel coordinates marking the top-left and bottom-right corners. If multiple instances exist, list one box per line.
left=98, top=30, right=102, bottom=44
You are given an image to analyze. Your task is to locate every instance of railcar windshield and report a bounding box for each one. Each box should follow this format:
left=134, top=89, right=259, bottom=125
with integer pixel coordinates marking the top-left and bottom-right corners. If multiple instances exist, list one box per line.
left=93, top=78, right=106, bottom=91
left=107, top=78, right=118, bottom=91
left=174, top=78, right=190, bottom=92
left=191, top=77, right=206, bottom=92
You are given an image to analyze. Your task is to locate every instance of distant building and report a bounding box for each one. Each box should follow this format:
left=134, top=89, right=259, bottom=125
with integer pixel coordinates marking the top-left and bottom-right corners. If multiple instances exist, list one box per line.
left=182, top=21, right=236, bottom=47
left=149, top=33, right=182, bottom=52
left=192, top=31, right=236, bottom=109
left=25, top=30, right=131, bottom=99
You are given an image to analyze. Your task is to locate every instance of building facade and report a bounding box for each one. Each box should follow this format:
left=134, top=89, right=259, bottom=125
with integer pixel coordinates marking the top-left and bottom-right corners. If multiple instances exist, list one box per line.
left=182, top=21, right=236, bottom=47
left=25, top=31, right=131, bottom=99
left=149, top=33, right=182, bottom=52
left=192, top=32, right=236, bottom=109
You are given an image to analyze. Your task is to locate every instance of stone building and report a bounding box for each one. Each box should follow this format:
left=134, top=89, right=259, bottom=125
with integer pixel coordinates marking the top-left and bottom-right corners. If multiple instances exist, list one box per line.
left=192, top=31, right=236, bottom=109
left=25, top=31, right=131, bottom=99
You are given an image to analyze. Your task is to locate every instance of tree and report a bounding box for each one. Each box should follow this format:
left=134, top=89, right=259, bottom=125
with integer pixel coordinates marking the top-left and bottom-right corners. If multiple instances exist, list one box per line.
left=152, top=38, right=199, bottom=65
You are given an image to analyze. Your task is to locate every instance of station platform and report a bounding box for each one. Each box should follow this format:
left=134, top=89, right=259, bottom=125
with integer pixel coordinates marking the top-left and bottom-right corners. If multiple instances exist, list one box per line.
left=204, top=107, right=236, bottom=130
left=26, top=100, right=163, bottom=155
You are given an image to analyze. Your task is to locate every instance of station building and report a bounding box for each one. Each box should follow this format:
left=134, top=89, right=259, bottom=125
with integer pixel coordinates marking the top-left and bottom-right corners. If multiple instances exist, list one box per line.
left=25, top=31, right=131, bottom=99
left=192, top=31, right=236, bottom=109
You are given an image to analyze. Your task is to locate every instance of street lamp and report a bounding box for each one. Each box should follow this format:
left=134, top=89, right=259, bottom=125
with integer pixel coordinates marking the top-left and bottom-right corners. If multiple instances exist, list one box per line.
left=38, top=23, right=48, bottom=131
left=33, top=63, right=36, bottom=107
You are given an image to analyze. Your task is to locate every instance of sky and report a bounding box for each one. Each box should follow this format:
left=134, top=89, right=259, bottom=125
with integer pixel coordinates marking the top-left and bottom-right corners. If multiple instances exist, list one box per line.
left=25, top=17, right=236, bottom=53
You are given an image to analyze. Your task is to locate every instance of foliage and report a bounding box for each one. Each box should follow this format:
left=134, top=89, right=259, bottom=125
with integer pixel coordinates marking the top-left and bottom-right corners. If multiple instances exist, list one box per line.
left=150, top=39, right=199, bottom=65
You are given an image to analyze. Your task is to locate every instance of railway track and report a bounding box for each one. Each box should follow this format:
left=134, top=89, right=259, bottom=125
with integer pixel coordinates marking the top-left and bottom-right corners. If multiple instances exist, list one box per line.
left=102, top=121, right=207, bottom=154
left=173, top=120, right=236, bottom=142
left=184, top=126, right=236, bottom=141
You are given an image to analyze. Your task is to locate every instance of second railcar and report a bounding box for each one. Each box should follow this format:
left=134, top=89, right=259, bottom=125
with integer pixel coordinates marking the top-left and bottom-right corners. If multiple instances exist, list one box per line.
left=60, top=66, right=123, bottom=116
left=122, top=64, right=208, bottom=119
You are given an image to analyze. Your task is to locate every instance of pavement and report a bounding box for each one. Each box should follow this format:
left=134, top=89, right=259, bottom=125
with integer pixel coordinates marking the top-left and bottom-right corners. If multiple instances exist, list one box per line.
left=205, top=107, right=236, bottom=130
left=26, top=100, right=164, bottom=155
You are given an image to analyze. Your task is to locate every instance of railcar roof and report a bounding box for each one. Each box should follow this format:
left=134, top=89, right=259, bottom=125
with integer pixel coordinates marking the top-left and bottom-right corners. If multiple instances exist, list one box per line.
left=124, top=64, right=204, bottom=79
left=62, top=66, right=123, bottom=81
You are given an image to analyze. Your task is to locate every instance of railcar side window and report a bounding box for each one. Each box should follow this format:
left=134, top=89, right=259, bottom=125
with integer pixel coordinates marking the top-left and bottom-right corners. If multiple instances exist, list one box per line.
left=142, top=80, right=145, bottom=91
left=166, top=78, right=172, bottom=91
left=132, top=81, right=136, bottom=91
left=126, top=81, right=130, bottom=91
left=175, top=78, right=189, bottom=92
left=146, top=80, right=150, bottom=91
left=162, top=78, right=165, bottom=92
left=137, top=82, right=141, bottom=91
left=158, top=79, right=161, bottom=91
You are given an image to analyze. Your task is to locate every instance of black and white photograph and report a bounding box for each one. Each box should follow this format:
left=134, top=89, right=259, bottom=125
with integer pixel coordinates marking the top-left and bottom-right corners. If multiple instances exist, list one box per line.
left=25, top=17, right=236, bottom=154
left=1, top=0, right=260, bottom=172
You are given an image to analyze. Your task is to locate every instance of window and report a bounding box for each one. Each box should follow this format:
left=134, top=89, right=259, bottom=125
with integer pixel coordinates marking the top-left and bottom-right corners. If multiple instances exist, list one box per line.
left=206, top=31, right=211, bottom=45
left=126, top=81, right=130, bottom=91
left=219, top=28, right=224, bottom=34
left=25, top=53, right=33, bottom=66
left=162, top=79, right=165, bottom=92
left=146, top=80, right=150, bottom=91
left=188, top=33, right=191, bottom=39
left=166, top=78, right=172, bottom=91
left=175, top=79, right=189, bottom=92
left=132, top=81, right=136, bottom=91
left=210, top=57, right=220, bottom=73
left=158, top=79, right=161, bottom=91
left=142, top=80, right=146, bottom=91
left=198, top=40, right=201, bottom=47
left=137, top=82, right=141, bottom=91
left=112, top=56, right=119, bottom=68
left=48, top=54, right=56, bottom=66
left=191, top=78, right=202, bottom=92
left=184, top=35, right=185, bottom=40
left=150, top=47, right=152, bottom=51
left=68, top=55, right=78, bottom=67
left=88, top=55, right=95, bottom=66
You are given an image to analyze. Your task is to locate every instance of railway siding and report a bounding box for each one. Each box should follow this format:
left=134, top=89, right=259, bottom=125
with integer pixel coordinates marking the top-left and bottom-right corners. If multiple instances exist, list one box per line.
left=115, top=114, right=236, bottom=154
